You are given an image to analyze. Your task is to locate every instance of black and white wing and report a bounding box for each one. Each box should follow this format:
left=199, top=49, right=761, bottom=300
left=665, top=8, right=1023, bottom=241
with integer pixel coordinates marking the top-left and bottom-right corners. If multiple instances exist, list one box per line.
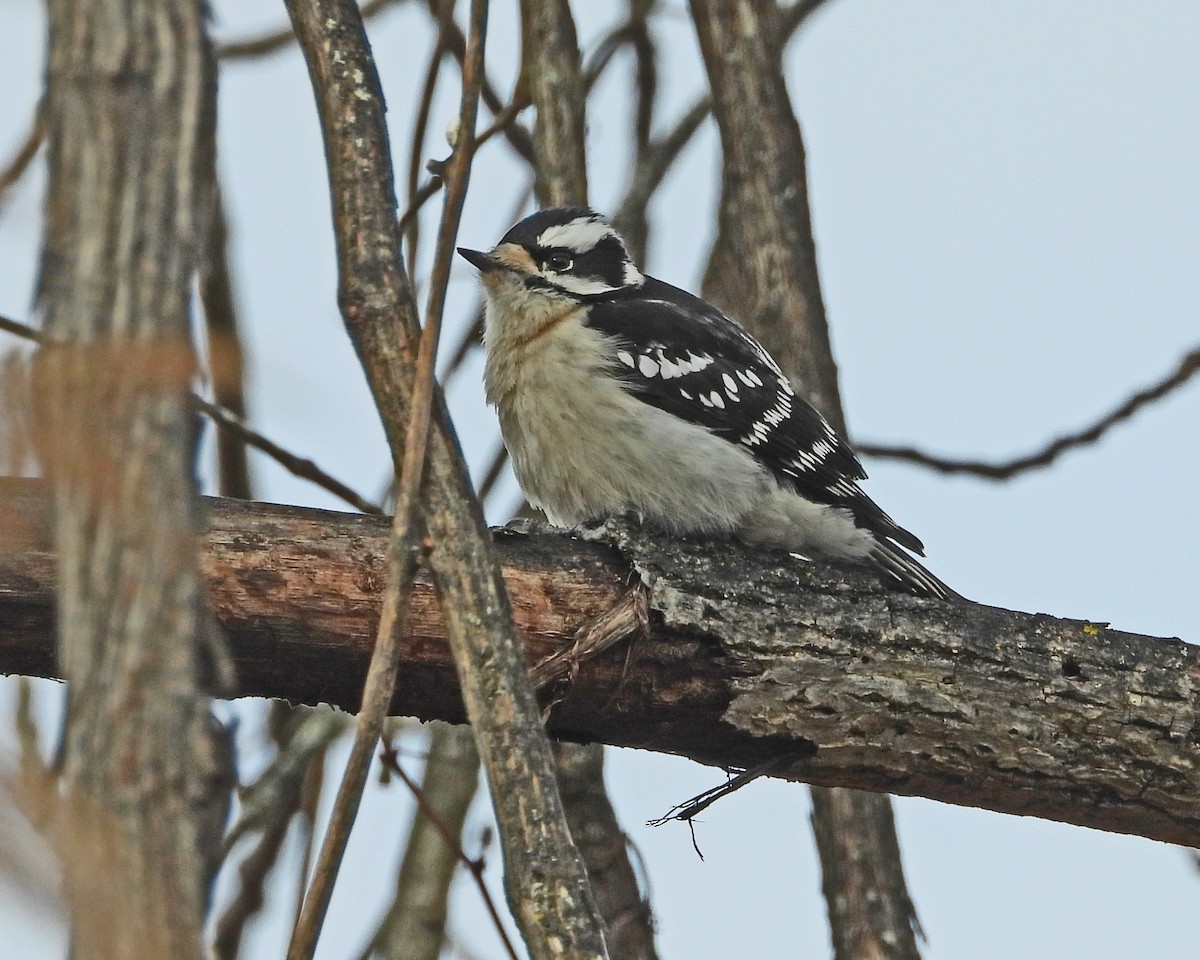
left=585, top=276, right=926, bottom=556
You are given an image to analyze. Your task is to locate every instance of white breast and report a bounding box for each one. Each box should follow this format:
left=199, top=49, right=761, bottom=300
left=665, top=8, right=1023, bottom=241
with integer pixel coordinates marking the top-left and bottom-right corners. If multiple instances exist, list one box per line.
left=483, top=299, right=769, bottom=534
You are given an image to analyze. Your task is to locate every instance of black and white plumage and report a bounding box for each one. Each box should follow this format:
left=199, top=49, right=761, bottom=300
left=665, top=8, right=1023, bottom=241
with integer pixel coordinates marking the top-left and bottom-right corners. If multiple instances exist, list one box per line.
left=458, top=207, right=957, bottom=600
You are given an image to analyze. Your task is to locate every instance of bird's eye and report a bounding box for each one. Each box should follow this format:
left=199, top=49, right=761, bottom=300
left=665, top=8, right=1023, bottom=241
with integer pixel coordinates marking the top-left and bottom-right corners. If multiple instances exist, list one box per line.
left=544, top=254, right=573, bottom=272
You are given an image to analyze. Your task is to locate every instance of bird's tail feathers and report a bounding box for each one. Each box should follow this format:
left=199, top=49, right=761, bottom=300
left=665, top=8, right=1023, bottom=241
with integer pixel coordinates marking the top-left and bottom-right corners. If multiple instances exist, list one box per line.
left=869, top=541, right=962, bottom=602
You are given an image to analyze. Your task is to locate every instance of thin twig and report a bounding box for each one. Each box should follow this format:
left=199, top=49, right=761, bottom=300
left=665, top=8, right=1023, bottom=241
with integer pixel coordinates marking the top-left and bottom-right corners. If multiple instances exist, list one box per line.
left=0, top=105, right=45, bottom=210
left=200, top=181, right=254, bottom=500
left=612, top=0, right=824, bottom=254
left=476, top=99, right=530, bottom=151
left=213, top=711, right=345, bottom=960
left=401, top=101, right=524, bottom=264
left=648, top=757, right=793, bottom=828
left=476, top=438, right=510, bottom=507
left=1, top=311, right=384, bottom=515
left=404, top=0, right=456, bottom=280
left=284, top=2, right=490, bottom=957
left=0, top=315, right=42, bottom=344
left=217, top=0, right=405, bottom=60
left=399, top=176, right=444, bottom=232
left=419, top=0, right=535, bottom=163
left=192, top=400, right=384, bottom=513
left=859, top=345, right=1200, bottom=480
left=378, top=744, right=522, bottom=960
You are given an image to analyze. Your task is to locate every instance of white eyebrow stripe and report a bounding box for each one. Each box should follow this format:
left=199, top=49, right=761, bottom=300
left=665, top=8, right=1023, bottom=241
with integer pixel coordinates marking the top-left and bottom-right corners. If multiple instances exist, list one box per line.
left=548, top=274, right=623, bottom=297
left=535, top=217, right=617, bottom=253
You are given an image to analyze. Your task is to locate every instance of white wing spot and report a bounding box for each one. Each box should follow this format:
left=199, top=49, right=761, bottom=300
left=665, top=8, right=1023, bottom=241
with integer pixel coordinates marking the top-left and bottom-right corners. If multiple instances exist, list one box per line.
left=699, top=393, right=713, bottom=408
left=638, top=354, right=659, bottom=378
left=657, top=355, right=681, bottom=379
left=679, top=389, right=693, bottom=399
left=745, top=370, right=763, bottom=387
left=617, top=350, right=635, bottom=368
left=709, top=391, right=725, bottom=409
left=722, top=373, right=738, bottom=393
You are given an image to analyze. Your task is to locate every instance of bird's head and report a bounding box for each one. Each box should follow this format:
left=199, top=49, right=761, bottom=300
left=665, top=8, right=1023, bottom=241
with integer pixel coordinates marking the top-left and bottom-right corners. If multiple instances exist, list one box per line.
left=458, top=207, right=644, bottom=303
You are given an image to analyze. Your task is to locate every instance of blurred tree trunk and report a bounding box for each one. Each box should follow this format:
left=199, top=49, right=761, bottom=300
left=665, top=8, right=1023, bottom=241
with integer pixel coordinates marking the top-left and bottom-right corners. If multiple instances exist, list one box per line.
left=366, top=723, right=479, bottom=960
left=37, top=2, right=234, bottom=958
left=690, top=1, right=923, bottom=957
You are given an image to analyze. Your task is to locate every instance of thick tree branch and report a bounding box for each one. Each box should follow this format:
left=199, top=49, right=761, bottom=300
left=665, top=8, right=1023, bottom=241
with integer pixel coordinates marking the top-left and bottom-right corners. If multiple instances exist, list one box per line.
left=2, top=480, right=1197, bottom=849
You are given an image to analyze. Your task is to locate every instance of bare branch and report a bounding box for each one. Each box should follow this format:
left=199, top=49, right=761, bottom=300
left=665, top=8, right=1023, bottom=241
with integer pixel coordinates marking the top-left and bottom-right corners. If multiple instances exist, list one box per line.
left=193, top=397, right=385, bottom=514
left=4, top=485, right=1199, bottom=850
left=199, top=182, right=254, bottom=500
left=0, top=105, right=45, bottom=211
left=859, top=344, right=1200, bottom=479
left=2, top=310, right=385, bottom=515
left=690, top=0, right=843, bottom=428
left=212, top=709, right=346, bottom=960
left=378, top=738, right=521, bottom=960
left=403, top=0, right=456, bottom=280
left=518, top=0, right=589, bottom=205
left=810, top=785, right=924, bottom=957
left=284, top=0, right=489, bottom=954
left=279, top=0, right=609, bottom=955
left=554, top=743, right=661, bottom=960
left=417, top=0, right=536, bottom=164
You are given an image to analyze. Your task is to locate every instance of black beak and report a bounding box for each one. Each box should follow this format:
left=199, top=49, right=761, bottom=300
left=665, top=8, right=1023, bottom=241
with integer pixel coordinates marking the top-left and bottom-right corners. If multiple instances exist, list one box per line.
left=457, top=247, right=503, bottom=272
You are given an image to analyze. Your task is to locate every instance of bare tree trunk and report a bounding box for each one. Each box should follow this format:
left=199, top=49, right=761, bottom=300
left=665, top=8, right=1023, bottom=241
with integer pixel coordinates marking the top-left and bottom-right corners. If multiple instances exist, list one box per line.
left=690, top=0, right=844, bottom=427
left=554, top=744, right=658, bottom=960
left=689, top=1, right=923, bottom=956
left=810, top=787, right=922, bottom=960
left=519, top=0, right=588, bottom=206
left=36, top=3, right=233, bottom=958
left=517, top=5, right=661, bottom=955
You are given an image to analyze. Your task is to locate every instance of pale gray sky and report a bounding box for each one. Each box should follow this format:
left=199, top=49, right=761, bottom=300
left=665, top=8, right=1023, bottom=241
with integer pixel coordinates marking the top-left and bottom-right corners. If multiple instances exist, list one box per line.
left=2, top=1, right=1198, bottom=958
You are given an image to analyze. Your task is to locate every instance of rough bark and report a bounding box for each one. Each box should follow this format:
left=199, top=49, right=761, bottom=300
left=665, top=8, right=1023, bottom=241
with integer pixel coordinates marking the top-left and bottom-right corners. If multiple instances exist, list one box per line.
left=280, top=3, right=608, bottom=957
left=2, top=481, right=1198, bottom=850
left=35, top=3, right=233, bottom=958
